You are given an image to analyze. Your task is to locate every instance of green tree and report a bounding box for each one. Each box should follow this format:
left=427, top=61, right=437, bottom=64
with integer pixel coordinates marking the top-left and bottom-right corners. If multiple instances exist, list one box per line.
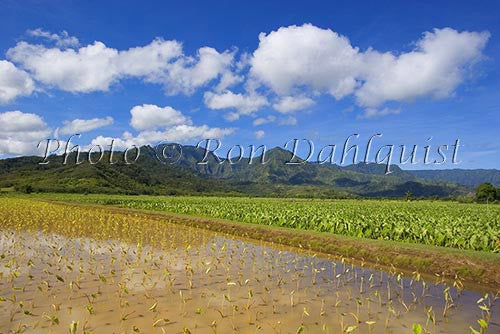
left=18, top=184, right=34, bottom=194
left=405, top=191, right=414, bottom=201
left=476, top=183, right=497, bottom=203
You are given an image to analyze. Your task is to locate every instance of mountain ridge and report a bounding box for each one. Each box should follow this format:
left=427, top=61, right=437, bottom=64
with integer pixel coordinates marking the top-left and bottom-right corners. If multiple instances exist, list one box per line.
left=0, top=144, right=492, bottom=198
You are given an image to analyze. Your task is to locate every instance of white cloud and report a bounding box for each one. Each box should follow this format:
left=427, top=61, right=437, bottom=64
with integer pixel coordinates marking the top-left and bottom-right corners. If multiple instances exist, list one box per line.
left=254, top=130, right=265, bottom=139
left=0, top=110, right=46, bottom=132
left=250, top=24, right=362, bottom=98
left=92, top=125, right=234, bottom=149
left=253, top=115, right=276, bottom=126
left=223, top=112, right=241, bottom=122
left=8, top=41, right=121, bottom=92
left=27, top=28, right=79, bottom=48
left=273, top=95, right=315, bottom=113
left=214, top=71, right=244, bottom=92
left=0, top=26, right=490, bottom=122
left=252, top=115, right=297, bottom=126
left=130, top=104, right=191, bottom=131
left=204, top=90, right=268, bottom=119
left=359, top=107, right=401, bottom=119
left=250, top=24, right=490, bottom=114
left=160, top=47, right=238, bottom=95
left=91, top=104, right=234, bottom=149
left=115, top=38, right=182, bottom=78
left=0, top=111, right=51, bottom=156
left=355, top=28, right=490, bottom=107
left=7, top=34, right=234, bottom=95
left=89, top=136, right=131, bottom=151
left=0, top=61, right=35, bottom=104
left=59, top=116, right=113, bottom=135
left=140, top=125, right=234, bottom=143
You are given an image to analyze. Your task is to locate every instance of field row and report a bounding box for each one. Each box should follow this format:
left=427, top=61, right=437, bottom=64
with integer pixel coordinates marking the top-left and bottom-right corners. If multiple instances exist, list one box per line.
left=43, top=194, right=500, bottom=252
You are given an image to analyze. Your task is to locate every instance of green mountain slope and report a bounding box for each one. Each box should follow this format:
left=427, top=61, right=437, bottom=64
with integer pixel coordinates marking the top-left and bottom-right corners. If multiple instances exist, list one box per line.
left=408, top=169, right=500, bottom=187
left=0, top=145, right=469, bottom=198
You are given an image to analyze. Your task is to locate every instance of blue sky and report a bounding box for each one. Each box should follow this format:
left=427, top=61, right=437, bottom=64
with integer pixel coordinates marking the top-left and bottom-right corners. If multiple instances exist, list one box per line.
left=0, top=0, right=499, bottom=169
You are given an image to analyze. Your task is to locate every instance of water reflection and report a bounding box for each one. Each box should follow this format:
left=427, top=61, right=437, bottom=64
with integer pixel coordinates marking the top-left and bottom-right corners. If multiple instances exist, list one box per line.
left=1, top=226, right=498, bottom=333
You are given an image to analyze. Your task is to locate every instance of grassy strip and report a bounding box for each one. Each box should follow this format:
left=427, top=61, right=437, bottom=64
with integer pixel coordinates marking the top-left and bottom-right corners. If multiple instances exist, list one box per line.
left=42, top=198, right=500, bottom=290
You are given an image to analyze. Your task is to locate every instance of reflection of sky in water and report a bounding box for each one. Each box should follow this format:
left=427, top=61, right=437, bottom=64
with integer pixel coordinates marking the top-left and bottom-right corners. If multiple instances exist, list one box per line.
left=1, top=228, right=499, bottom=333
left=211, top=236, right=500, bottom=328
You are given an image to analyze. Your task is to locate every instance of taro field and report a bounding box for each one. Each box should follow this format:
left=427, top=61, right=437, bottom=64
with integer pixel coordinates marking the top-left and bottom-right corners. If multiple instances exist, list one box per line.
left=48, top=194, right=500, bottom=252
left=0, top=197, right=499, bottom=333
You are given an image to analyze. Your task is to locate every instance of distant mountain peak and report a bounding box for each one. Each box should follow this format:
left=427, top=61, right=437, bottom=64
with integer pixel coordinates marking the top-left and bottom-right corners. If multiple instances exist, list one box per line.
left=265, top=146, right=296, bottom=161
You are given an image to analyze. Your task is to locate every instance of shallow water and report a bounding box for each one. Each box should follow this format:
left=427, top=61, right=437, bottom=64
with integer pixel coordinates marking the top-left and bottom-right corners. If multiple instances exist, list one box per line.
left=0, top=200, right=499, bottom=333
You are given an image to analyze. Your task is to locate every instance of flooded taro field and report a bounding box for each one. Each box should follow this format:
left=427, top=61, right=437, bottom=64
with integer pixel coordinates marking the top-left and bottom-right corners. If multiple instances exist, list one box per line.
left=0, top=198, right=499, bottom=333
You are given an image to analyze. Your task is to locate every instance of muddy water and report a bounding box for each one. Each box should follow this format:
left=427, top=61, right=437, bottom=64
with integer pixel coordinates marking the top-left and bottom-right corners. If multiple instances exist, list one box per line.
left=0, top=219, right=499, bottom=333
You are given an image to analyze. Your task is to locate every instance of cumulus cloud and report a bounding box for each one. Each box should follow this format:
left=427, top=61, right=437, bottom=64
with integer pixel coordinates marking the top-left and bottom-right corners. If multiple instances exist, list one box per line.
left=273, top=95, right=315, bottom=113
left=0, top=111, right=51, bottom=156
left=250, top=24, right=490, bottom=112
left=8, top=41, right=121, bottom=92
left=7, top=34, right=235, bottom=95
left=159, top=47, right=239, bottom=95
left=204, top=90, right=268, bottom=119
left=0, top=61, right=35, bottom=104
left=7, top=39, right=177, bottom=93
left=355, top=28, right=490, bottom=107
left=91, top=125, right=234, bottom=149
left=115, top=38, right=183, bottom=78
left=58, top=116, right=113, bottom=135
left=250, top=24, right=362, bottom=98
left=0, top=25, right=490, bottom=121
left=91, top=104, right=234, bottom=149
left=130, top=104, right=191, bottom=130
